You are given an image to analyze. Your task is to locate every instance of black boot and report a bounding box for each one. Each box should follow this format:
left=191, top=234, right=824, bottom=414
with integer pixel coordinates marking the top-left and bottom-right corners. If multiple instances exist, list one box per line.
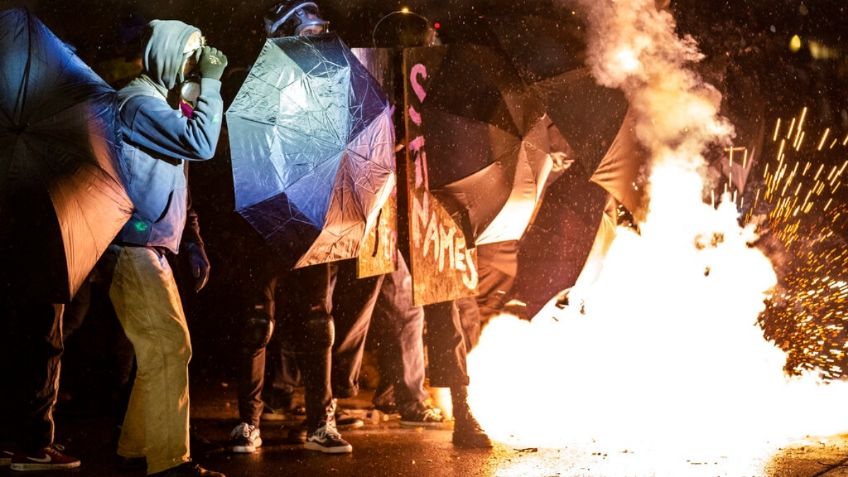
left=450, top=386, right=492, bottom=448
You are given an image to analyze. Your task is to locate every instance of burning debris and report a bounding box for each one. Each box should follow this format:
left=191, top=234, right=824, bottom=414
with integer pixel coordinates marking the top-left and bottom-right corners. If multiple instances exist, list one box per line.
left=749, top=109, right=848, bottom=379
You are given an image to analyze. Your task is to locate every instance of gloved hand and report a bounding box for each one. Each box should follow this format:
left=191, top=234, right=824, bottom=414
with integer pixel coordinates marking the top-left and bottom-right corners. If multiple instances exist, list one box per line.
left=197, top=46, right=228, bottom=81
left=184, top=242, right=211, bottom=292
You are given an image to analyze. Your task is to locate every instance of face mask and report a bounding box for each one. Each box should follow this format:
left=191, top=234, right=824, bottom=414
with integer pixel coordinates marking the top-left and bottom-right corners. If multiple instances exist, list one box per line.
left=180, top=79, right=201, bottom=106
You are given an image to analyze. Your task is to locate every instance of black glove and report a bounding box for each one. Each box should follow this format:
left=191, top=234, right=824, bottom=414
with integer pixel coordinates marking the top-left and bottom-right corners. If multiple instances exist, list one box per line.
left=184, top=242, right=211, bottom=292
left=197, top=46, right=228, bottom=81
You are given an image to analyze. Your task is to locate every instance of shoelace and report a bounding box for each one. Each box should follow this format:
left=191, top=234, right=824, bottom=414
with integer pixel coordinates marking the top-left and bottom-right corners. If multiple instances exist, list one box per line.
left=232, top=424, right=254, bottom=438
left=44, top=445, right=67, bottom=457
left=314, top=422, right=342, bottom=440
left=421, top=408, right=442, bottom=421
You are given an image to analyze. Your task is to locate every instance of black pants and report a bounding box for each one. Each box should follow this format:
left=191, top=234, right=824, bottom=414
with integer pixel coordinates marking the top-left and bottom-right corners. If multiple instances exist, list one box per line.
left=420, top=242, right=518, bottom=388
left=236, top=259, right=382, bottom=429
left=0, top=299, right=64, bottom=452
left=63, top=275, right=136, bottom=431
left=424, top=300, right=469, bottom=388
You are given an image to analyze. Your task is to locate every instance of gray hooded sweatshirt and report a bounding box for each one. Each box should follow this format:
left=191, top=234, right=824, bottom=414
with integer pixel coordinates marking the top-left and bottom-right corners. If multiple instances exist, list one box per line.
left=115, top=19, right=223, bottom=253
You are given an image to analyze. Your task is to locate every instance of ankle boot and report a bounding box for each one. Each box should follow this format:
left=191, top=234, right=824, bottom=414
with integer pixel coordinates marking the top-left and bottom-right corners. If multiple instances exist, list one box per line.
left=450, top=386, right=492, bottom=448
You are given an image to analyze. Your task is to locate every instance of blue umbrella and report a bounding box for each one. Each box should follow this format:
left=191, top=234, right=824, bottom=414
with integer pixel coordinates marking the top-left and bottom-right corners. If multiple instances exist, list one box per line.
left=227, top=33, right=395, bottom=269
left=0, top=8, right=131, bottom=302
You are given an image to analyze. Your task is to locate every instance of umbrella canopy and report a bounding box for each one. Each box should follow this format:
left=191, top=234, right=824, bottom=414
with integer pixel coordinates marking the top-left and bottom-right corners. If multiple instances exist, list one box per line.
left=511, top=171, right=610, bottom=317
left=228, top=33, right=395, bottom=269
left=419, top=43, right=568, bottom=245
left=458, top=15, right=649, bottom=314
left=0, top=8, right=131, bottom=303
left=484, top=15, right=645, bottom=214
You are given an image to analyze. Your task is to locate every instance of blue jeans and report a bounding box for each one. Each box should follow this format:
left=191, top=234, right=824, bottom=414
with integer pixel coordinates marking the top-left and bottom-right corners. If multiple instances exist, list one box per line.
left=371, top=254, right=429, bottom=414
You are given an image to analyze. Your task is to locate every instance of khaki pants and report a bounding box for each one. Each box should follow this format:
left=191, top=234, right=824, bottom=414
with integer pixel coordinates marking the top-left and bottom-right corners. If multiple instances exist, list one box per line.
left=109, top=246, right=191, bottom=475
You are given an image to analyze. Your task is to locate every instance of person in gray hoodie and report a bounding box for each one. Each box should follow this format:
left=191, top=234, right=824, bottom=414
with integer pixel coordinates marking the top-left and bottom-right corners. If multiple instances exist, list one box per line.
left=107, top=19, right=226, bottom=477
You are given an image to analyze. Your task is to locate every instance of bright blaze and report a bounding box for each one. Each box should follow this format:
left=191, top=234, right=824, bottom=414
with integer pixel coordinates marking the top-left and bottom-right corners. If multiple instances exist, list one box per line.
left=467, top=0, right=848, bottom=473
left=468, top=163, right=848, bottom=472
left=613, top=48, right=641, bottom=74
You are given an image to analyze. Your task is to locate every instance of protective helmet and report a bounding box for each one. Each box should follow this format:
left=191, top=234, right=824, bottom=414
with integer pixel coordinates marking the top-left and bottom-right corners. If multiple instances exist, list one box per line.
left=264, top=0, right=329, bottom=37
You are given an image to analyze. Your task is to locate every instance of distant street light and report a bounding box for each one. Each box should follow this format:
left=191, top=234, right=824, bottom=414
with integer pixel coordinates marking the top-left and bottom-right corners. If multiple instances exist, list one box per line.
left=371, top=8, right=433, bottom=47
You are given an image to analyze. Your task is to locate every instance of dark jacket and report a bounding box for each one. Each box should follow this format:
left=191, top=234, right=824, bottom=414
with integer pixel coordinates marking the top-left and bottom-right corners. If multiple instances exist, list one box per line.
left=114, top=20, right=223, bottom=253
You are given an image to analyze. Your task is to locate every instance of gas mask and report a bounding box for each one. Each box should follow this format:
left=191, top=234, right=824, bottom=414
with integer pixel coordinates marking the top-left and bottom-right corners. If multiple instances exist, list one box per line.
left=180, top=78, right=201, bottom=107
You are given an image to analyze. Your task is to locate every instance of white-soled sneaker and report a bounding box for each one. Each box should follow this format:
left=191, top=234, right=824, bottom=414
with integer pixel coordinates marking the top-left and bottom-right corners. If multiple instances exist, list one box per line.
left=304, top=421, right=352, bottom=454
left=228, top=422, right=262, bottom=454
left=10, top=445, right=80, bottom=471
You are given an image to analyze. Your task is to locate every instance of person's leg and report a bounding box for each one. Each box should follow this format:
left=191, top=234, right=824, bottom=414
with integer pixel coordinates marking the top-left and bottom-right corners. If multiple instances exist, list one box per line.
left=424, top=301, right=491, bottom=448
left=17, top=303, right=63, bottom=452
left=261, top=279, right=301, bottom=421
left=109, top=246, right=192, bottom=474
left=236, top=274, right=278, bottom=429
left=279, top=264, right=351, bottom=454
left=330, top=259, right=383, bottom=400
left=0, top=301, right=14, bottom=462
left=424, top=301, right=468, bottom=389
left=226, top=271, right=278, bottom=454
left=3, top=298, right=80, bottom=470
left=371, top=255, right=429, bottom=416
left=262, top=341, right=300, bottom=419
left=227, top=267, right=282, bottom=454
left=280, top=264, right=335, bottom=431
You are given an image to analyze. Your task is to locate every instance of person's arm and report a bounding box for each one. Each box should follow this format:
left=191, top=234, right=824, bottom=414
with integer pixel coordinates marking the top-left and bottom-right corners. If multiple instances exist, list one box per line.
left=121, top=79, right=224, bottom=161
left=180, top=177, right=210, bottom=292
left=121, top=47, right=228, bottom=161
left=182, top=178, right=204, bottom=246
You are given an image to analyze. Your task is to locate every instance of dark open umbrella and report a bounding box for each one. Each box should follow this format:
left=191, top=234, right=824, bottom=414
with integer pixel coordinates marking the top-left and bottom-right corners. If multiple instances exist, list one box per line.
left=0, top=8, right=131, bottom=303
left=483, top=15, right=645, bottom=213
left=227, top=33, right=395, bottom=269
left=418, top=43, right=569, bottom=246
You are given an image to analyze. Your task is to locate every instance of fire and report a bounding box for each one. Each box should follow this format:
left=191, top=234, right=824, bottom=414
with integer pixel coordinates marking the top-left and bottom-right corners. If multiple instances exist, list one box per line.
left=612, top=48, right=641, bottom=75
left=467, top=161, right=848, bottom=472
left=466, top=0, right=848, bottom=473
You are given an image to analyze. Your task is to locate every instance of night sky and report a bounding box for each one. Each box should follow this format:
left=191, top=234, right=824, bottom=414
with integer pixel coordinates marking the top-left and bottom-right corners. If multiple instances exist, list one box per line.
left=0, top=1, right=844, bottom=60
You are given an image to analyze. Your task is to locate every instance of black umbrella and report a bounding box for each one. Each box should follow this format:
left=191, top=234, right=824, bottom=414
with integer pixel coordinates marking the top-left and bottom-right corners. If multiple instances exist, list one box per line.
left=484, top=15, right=646, bottom=214
left=0, top=9, right=131, bottom=302
left=227, top=34, right=396, bottom=270
left=417, top=43, right=569, bottom=246
left=512, top=170, right=609, bottom=317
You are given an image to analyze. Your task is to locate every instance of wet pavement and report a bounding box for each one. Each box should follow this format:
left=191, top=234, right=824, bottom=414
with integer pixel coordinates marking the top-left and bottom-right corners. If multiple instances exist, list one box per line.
left=4, top=380, right=848, bottom=477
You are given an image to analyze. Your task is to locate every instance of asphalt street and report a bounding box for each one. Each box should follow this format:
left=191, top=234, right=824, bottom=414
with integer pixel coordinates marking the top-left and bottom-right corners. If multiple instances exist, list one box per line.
left=4, top=381, right=848, bottom=477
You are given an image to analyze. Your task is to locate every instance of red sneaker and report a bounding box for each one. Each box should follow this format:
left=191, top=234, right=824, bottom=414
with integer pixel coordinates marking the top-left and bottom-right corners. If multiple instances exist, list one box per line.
left=10, top=445, right=80, bottom=471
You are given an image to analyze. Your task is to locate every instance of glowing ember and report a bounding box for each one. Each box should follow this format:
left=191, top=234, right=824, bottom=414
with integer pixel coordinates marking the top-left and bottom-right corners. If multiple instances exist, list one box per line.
left=467, top=0, right=848, bottom=473
left=751, top=110, right=848, bottom=380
